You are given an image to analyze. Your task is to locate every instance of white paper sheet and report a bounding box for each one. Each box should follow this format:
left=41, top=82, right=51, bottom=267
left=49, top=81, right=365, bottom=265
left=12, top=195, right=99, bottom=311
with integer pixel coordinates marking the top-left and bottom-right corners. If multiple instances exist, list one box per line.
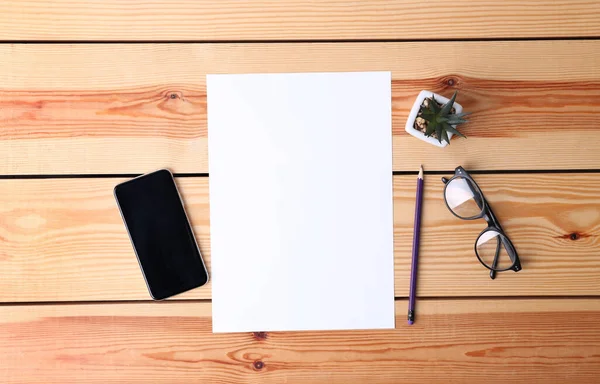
left=207, top=72, right=394, bottom=333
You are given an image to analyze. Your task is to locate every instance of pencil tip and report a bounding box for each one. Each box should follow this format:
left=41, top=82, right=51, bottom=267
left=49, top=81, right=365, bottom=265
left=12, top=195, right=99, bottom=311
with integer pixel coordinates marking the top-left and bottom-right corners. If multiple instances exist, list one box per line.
left=418, top=165, right=423, bottom=179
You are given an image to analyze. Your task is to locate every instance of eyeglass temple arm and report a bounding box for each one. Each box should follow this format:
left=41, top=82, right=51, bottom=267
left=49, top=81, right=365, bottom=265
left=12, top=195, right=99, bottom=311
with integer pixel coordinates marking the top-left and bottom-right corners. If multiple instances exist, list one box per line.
left=459, top=176, right=504, bottom=279
left=485, top=204, right=522, bottom=274
left=490, top=238, right=501, bottom=279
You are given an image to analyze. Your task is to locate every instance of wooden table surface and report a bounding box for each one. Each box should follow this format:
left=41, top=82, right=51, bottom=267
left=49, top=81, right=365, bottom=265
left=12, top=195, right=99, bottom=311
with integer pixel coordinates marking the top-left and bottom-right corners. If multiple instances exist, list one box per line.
left=2, top=1, right=600, bottom=383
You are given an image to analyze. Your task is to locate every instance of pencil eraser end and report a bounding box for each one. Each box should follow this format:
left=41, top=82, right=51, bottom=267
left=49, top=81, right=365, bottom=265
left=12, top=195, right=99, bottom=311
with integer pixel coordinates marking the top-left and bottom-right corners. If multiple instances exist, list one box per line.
left=408, top=320, right=414, bottom=325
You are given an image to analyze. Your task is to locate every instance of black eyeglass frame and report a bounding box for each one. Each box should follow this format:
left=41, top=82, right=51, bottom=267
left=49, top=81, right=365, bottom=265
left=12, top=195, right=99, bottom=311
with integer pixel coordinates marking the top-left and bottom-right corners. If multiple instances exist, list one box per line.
left=442, top=166, right=522, bottom=280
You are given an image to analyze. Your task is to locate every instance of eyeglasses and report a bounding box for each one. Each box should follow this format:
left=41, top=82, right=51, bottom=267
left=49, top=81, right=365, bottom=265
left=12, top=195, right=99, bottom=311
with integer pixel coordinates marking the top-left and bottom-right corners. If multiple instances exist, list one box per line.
left=442, top=166, right=522, bottom=279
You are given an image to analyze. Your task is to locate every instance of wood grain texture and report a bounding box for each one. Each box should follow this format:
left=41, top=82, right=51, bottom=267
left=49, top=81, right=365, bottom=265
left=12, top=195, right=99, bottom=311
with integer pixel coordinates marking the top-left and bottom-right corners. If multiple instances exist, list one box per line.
left=1, top=0, right=599, bottom=41
left=2, top=42, right=600, bottom=174
left=2, top=299, right=600, bottom=383
left=0, top=178, right=210, bottom=302
left=2, top=173, right=599, bottom=302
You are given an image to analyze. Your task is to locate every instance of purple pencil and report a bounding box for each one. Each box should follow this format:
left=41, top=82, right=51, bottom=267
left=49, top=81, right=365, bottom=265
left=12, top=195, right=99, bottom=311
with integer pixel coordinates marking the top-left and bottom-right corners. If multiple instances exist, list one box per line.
left=408, top=165, right=424, bottom=325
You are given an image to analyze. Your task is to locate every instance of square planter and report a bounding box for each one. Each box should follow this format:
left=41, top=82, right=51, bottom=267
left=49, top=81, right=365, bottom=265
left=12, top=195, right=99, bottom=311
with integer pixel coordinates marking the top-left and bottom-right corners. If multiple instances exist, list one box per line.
left=405, top=90, right=463, bottom=148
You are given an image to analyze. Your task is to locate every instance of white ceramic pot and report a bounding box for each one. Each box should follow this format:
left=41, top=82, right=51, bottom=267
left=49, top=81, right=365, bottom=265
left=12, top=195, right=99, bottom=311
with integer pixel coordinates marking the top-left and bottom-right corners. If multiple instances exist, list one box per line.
left=405, top=90, right=463, bottom=148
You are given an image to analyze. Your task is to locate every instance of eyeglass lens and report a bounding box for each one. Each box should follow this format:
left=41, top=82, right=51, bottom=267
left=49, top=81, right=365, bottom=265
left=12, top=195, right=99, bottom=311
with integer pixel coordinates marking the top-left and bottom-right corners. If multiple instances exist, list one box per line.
left=475, top=230, right=513, bottom=271
left=445, top=177, right=484, bottom=219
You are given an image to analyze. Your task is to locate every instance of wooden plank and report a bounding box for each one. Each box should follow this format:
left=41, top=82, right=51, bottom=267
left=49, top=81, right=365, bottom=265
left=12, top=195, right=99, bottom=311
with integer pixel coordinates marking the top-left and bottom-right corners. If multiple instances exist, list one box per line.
left=1, top=299, right=599, bottom=383
left=2, top=173, right=599, bottom=302
left=1, top=1, right=599, bottom=41
left=0, top=177, right=210, bottom=302
left=2, top=42, right=600, bottom=174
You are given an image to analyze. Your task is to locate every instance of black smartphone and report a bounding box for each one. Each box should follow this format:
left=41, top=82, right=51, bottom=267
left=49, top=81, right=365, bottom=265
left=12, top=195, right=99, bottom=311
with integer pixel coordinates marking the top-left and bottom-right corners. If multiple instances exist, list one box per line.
left=114, top=169, right=209, bottom=300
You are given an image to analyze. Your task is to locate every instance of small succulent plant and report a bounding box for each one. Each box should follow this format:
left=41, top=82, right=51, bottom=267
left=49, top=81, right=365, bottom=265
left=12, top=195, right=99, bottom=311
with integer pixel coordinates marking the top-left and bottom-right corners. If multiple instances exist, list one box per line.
left=417, top=91, right=469, bottom=144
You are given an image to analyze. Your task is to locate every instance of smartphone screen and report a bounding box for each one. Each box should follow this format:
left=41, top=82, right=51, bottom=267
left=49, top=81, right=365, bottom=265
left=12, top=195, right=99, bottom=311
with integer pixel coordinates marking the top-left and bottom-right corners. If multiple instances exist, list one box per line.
left=114, top=169, right=208, bottom=300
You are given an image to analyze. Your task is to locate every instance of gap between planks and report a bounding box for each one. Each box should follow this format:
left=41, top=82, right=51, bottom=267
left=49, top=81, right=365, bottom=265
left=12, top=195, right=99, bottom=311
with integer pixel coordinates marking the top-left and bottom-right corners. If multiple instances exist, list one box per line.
left=2, top=296, right=600, bottom=307
left=3, top=169, right=600, bottom=180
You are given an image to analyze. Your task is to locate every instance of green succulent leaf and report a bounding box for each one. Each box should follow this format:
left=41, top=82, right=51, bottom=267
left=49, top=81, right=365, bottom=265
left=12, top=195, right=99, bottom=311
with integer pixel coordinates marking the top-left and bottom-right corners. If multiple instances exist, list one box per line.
left=436, top=116, right=449, bottom=123
left=441, top=129, right=450, bottom=144
left=446, top=117, right=469, bottom=125
left=439, top=91, right=457, bottom=116
left=420, top=108, right=435, bottom=120
left=444, top=123, right=467, bottom=138
left=424, top=120, right=437, bottom=137
left=453, top=112, right=471, bottom=119
left=435, top=124, right=443, bottom=143
left=428, top=96, right=441, bottom=115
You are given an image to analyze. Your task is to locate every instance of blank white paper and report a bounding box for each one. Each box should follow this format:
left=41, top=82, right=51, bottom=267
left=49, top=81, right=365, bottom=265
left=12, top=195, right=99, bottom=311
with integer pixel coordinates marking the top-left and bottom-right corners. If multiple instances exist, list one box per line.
left=207, top=72, right=394, bottom=333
